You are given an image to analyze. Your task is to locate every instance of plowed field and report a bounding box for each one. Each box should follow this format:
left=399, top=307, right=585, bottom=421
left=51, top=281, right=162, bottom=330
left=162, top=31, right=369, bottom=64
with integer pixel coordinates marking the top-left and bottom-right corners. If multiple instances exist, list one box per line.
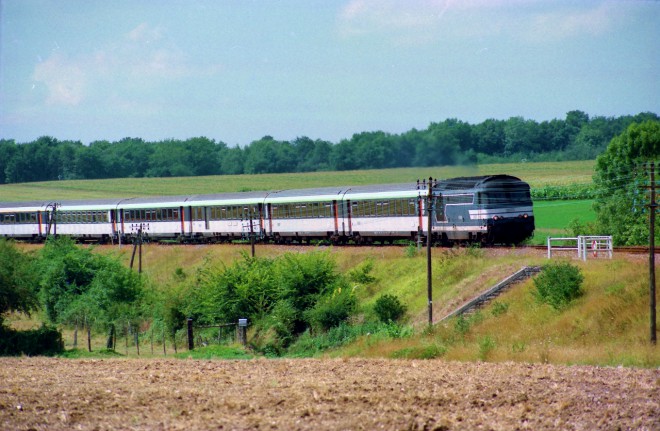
left=1, top=358, right=657, bottom=430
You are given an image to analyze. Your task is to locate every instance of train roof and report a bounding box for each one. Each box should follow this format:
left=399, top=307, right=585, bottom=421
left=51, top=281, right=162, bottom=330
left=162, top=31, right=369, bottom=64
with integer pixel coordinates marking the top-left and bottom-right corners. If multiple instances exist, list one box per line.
left=0, top=200, right=48, bottom=212
left=0, top=175, right=528, bottom=211
left=434, top=175, right=525, bottom=191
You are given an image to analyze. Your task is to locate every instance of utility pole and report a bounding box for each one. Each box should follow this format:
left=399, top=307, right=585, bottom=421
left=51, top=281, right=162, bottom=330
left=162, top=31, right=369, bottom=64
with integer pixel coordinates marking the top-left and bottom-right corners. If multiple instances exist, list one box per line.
left=249, top=207, right=256, bottom=258
left=646, top=162, right=657, bottom=344
left=129, top=224, right=145, bottom=274
left=427, top=177, right=434, bottom=325
left=53, top=203, right=58, bottom=237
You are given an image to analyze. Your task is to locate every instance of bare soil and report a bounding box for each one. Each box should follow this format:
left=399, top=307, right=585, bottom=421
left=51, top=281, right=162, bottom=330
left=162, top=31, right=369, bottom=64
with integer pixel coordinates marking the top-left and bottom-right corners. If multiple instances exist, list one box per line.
left=1, top=357, right=657, bottom=430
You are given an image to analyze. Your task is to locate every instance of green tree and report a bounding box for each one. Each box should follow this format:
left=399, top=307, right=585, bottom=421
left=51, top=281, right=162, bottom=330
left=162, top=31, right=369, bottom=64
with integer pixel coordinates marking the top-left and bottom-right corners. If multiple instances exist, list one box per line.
left=0, top=239, right=39, bottom=325
left=0, top=139, right=17, bottom=184
left=37, top=238, right=143, bottom=332
left=220, top=146, right=245, bottom=174
left=593, top=120, right=660, bottom=245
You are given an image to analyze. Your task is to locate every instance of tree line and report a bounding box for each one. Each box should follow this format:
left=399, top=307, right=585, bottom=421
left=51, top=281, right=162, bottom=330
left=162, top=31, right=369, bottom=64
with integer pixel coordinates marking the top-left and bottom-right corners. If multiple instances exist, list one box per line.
left=0, top=111, right=657, bottom=184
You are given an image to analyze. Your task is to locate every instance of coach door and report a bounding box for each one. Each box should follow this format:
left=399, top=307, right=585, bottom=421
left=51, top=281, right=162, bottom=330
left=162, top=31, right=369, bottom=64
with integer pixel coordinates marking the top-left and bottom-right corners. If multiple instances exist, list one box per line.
left=110, top=209, right=117, bottom=237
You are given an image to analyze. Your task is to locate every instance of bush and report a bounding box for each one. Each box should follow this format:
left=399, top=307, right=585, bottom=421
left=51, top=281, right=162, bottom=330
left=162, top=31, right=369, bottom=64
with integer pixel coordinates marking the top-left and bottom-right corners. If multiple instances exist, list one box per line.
left=373, top=294, right=407, bottom=323
left=0, top=325, right=64, bottom=356
left=347, top=259, right=376, bottom=284
left=534, top=262, right=584, bottom=309
left=304, top=285, right=357, bottom=332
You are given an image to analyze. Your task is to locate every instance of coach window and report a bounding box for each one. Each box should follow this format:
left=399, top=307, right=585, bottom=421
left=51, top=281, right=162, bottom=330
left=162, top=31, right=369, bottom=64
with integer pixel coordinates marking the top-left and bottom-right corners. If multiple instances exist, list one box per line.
left=375, top=201, right=388, bottom=217
left=195, top=207, right=203, bottom=221
left=444, top=194, right=473, bottom=205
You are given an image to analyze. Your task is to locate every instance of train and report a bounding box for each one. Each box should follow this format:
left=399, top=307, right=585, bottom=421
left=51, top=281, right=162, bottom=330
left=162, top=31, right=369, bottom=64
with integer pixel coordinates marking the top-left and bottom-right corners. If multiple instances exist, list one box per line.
left=0, top=175, right=535, bottom=246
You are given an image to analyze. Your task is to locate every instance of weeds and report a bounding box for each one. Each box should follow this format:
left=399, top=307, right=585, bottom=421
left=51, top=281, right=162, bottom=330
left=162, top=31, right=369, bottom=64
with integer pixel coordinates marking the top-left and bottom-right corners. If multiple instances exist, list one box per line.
left=478, top=336, right=496, bottom=361
left=490, top=301, right=509, bottom=317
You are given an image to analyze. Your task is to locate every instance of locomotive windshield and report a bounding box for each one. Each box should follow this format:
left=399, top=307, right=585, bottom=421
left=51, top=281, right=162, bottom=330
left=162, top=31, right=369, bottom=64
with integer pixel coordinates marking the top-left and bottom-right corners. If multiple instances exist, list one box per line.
left=478, top=189, right=531, bottom=205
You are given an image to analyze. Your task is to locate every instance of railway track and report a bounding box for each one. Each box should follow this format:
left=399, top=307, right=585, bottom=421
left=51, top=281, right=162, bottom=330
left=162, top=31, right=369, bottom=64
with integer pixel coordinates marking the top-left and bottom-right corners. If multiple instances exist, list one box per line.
left=525, top=244, right=657, bottom=254
left=20, top=236, right=659, bottom=254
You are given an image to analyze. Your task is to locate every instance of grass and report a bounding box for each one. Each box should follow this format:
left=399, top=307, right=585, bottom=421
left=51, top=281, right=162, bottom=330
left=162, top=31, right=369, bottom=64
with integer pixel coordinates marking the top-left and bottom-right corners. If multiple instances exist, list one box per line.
left=530, top=199, right=596, bottom=244
left=334, top=256, right=658, bottom=367
left=0, top=160, right=595, bottom=202
left=8, top=243, right=657, bottom=366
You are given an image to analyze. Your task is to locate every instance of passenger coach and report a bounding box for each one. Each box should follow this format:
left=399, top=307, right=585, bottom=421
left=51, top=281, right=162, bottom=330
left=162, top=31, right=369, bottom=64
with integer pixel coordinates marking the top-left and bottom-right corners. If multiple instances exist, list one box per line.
left=0, top=175, right=534, bottom=245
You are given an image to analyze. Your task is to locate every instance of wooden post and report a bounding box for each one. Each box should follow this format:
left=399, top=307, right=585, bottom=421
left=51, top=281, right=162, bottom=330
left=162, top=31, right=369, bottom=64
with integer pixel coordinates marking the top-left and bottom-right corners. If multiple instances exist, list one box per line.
left=162, top=327, right=166, bottom=355
left=187, top=318, right=194, bottom=350
left=106, top=324, right=115, bottom=350
left=86, top=319, right=92, bottom=353
left=73, top=319, right=78, bottom=349
left=129, top=240, right=138, bottom=270
left=135, top=327, right=140, bottom=356
left=138, top=227, right=143, bottom=274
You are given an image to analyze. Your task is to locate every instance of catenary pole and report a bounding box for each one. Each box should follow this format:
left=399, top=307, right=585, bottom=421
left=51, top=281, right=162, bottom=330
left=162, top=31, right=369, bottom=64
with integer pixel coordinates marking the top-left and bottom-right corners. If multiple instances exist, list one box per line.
left=649, top=162, right=657, bottom=344
left=427, top=177, right=433, bottom=325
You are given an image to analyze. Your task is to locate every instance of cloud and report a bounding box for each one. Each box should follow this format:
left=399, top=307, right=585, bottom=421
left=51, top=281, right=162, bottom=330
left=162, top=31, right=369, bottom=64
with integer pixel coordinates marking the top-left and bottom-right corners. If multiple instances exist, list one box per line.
left=31, top=23, right=215, bottom=107
left=127, top=22, right=163, bottom=43
left=337, top=0, right=620, bottom=44
left=338, top=0, right=452, bottom=41
left=33, top=53, right=87, bottom=106
left=525, top=3, right=617, bottom=42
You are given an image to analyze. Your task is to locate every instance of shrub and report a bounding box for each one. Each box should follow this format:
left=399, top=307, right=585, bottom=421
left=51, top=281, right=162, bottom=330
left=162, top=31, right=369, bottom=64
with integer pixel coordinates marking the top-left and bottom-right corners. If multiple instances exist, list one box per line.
left=404, top=242, right=418, bottom=258
left=304, top=285, right=357, bottom=332
left=0, top=325, right=64, bottom=356
left=534, top=262, right=584, bottom=309
left=373, top=294, right=407, bottom=323
left=348, top=259, right=376, bottom=284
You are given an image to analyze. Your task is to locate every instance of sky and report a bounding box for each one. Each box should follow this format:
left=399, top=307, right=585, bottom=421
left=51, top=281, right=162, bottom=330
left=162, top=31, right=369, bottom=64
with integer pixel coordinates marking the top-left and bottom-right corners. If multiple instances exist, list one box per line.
left=1, top=0, right=658, bottom=147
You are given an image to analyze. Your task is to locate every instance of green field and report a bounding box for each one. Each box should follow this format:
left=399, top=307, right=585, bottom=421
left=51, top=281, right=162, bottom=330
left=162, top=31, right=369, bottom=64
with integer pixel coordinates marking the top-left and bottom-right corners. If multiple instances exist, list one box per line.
left=531, top=199, right=596, bottom=243
left=0, top=160, right=595, bottom=202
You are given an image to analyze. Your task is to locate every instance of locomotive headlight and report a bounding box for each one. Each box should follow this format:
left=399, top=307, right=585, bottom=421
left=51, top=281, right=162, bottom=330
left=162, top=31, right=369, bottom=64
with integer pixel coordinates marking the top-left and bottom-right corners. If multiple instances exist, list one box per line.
left=523, top=214, right=528, bottom=218
left=492, top=215, right=499, bottom=221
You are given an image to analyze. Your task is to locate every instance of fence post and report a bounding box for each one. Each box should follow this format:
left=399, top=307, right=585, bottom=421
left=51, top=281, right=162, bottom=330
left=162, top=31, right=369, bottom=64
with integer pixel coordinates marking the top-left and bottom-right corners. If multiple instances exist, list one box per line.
left=187, top=318, right=194, bottom=350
